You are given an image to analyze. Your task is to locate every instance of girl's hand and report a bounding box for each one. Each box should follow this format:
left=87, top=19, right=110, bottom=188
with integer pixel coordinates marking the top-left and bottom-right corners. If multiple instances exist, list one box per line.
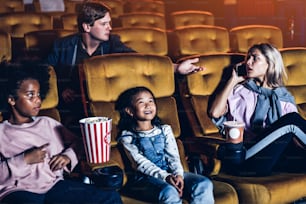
left=49, top=154, right=71, bottom=171
left=166, top=174, right=184, bottom=197
left=24, top=143, right=49, bottom=165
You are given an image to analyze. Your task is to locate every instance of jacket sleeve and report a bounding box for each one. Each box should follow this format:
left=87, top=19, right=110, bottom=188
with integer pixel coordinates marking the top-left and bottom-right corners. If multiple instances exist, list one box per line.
left=118, top=133, right=171, bottom=181
left=162, top=125, right=184, bottom=177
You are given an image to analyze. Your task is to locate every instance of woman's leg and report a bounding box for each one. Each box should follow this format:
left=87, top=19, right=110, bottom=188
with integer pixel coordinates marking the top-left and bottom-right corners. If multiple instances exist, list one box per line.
left=246, top=112, right=306, bottom=159
left=182, top=172, right=214, bottom=204
left=1, top=191, right=45, bottom=204
left=242, top=112, right=306, bottom=176
left=44, top=180, right=122, bottom=204
left=122, top=174, right=181, bottom=204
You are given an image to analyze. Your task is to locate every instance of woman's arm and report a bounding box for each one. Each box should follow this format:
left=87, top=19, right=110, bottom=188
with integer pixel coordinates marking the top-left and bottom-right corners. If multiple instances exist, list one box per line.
left=209, top=68, right=244, bottom=118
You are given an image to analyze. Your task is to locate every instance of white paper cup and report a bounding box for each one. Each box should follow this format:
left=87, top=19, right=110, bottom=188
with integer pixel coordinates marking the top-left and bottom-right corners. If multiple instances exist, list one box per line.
left=223, top=121, right=245, bottom=144
left=79, top=117, right=112, bottom=164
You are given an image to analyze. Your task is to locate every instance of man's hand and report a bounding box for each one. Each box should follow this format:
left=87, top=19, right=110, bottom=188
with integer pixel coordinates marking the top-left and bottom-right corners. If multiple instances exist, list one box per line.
left=175, top=58, right=205, bottom=75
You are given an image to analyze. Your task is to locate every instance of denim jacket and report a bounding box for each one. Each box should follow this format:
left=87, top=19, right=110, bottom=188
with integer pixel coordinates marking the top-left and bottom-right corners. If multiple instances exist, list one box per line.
left=118, top=125, right=184, bottom=181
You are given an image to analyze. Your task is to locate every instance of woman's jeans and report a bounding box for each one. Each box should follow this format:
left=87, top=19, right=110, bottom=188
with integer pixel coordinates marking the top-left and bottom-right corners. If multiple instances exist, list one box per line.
left=122, top=172, right=214, bottom=204
left=1, top=179, right=122, bottom=204
left=219, top=112, right=306, bottom=176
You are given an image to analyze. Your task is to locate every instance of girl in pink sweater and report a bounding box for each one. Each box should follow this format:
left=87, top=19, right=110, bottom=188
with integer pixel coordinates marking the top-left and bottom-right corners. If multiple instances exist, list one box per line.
left=0, top=61, right=122, bottom=204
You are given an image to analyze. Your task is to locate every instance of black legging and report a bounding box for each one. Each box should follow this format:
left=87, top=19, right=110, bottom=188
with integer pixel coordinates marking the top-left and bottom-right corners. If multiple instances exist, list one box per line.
left=221, top=112, right=306, bottom=176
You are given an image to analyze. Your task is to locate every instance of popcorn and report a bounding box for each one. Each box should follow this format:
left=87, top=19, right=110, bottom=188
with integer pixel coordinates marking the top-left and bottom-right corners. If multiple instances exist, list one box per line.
left=79, top=117, right=112, bottom=164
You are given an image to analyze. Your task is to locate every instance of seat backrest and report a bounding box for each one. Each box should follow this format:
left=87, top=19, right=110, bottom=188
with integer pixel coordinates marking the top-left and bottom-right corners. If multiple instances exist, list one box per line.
left=102, top=0, right=124, bottom=19
left=124, top=0, right=165, bottom=14
left=281, top=47, right=306, bottom=119
left=24, top=29, right=75, bottom=60
left=63, top=0, right=83, bottom=13
left=79, top=53, right=180, bottom=145
left=61, top=13, right=78, bottom=31
left=172, top=25, right=230, bottom=59
left=171, top=10, right=214, bottom=29
left=0, top=12, right=53, bottom=38
left=230, top=24, right=283, bottom=53
left=0, top=0, right=24, bottom=13
left=179, top=53, right=245, bottom=137
left=0, top=31, right=12, bottom=62
left=119, top=12, right=166, bottom=30
left=38, top=66, right=61, bottom=122
left=112, top=27, right=168, bottom=55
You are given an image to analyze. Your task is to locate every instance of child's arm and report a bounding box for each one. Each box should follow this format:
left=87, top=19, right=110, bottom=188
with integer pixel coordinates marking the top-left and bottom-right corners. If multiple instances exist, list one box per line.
left=53, top=125, right=80, bottom=172
left=0, top=145, right=47, bottom=184
left=163, top=125, right=184, bottom=178
left=119, top=134, right=171, bottom=181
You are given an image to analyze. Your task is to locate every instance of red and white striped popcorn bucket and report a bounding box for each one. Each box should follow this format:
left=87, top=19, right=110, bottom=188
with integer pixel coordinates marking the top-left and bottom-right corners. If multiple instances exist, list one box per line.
left=79, top=117, right=112, bottom=164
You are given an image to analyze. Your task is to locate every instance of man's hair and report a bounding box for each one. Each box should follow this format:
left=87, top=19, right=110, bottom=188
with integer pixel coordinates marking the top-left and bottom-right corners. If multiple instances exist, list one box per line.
left=77, top=1, right=111, bottom=32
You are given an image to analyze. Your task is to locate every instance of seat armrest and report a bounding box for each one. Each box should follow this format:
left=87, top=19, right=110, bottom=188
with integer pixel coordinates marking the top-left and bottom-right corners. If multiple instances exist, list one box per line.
left=184, top=136, right=225, bottom=176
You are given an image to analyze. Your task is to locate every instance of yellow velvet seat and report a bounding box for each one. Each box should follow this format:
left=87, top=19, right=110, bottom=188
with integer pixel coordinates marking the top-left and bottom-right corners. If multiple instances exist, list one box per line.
left=281, top=47, right=306, bottom=120
left=24, top=29, right=75, bottom=60
left=178, top=53, right=306, bottom=204
left=0, top=0, right=24, bottom=13
left=171, top=10, right=214, bottom=29
left=0, top=31, right=12, bottom=62
left=0, top=12, right=53, bottom=38
left=119, top=12, right=166, bottom=30
left=169, top=25, right=230, bottom=61
left=38, top=66, right=61, bottom=122
left=112, top=27, right=168, bottom=55
left=124, top=0, right=165, bottom=15
left=79, top=53, right=239, bottom=204
left=230, top=25, right=283, bottom=53
left=60, top=13, right=78, bottom=31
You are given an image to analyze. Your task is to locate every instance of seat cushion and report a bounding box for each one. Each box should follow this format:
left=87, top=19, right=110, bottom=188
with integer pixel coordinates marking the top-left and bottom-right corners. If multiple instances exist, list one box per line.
left=215, top=173, right=306, bottom=204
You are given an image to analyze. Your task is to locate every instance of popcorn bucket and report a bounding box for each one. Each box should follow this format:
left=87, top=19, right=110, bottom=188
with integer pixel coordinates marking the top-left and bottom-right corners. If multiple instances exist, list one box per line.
left=79, top=117, right=112, bottom=164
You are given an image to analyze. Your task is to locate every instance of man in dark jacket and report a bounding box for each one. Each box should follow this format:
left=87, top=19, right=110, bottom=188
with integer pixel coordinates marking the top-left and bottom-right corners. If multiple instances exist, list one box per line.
left=46, top=1, right=202, bottom=133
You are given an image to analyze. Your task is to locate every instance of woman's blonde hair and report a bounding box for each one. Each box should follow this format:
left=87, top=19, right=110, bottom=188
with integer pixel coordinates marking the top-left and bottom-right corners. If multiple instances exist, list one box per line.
left=247, top=43, right=287, bottom=88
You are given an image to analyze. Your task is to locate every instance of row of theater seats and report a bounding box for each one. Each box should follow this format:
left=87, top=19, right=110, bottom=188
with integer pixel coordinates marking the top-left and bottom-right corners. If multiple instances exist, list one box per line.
left=0, top=0, right=166, bottom=26
left=0, top=23, right=284, bottom=64
left=34, top=50, right=306, bottom=204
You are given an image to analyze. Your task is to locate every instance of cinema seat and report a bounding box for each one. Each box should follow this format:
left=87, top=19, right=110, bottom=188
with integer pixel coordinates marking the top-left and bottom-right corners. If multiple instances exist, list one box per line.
left=112, top=27, right=168, bottom=55
left=230, top=24, right=283, bottom=53
left=178, top=53, right=306, bottom=204
left=79, top=53, right=239, bottom=204
left=171, top=10, right=214, bottom=29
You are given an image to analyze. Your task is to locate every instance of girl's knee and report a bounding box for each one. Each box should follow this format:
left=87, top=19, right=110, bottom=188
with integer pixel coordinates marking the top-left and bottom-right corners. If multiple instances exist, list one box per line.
left=159, top=185, right=181, bottom=203
left=196, top=178, right=213, bottom=192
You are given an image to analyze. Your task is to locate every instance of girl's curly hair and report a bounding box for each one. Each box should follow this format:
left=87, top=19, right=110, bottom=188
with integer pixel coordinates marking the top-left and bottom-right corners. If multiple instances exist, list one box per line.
left=0, top=60, right=50, bottom=118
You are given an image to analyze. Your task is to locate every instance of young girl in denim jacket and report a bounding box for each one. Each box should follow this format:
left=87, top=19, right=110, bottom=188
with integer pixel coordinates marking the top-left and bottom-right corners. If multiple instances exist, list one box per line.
left=116, top=86, right=214, bottom=204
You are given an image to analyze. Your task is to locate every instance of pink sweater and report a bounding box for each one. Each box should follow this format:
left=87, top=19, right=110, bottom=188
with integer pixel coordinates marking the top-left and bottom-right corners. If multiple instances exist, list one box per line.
left=228, top=85, right=298, bottom=142
left=0, top=116, right=79, bottom=199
